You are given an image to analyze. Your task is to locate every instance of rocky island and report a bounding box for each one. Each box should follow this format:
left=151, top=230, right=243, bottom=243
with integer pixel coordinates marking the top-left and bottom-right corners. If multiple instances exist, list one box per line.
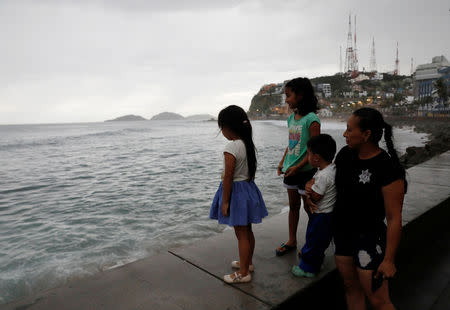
left=150, top=112, right=184, bottom=120
left=106, top=115, right=147, bottom=122
left=150, top=112, right=215, bottom=121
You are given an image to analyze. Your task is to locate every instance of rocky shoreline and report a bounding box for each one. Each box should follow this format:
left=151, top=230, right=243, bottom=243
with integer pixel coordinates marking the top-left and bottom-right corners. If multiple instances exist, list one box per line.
left=256, top=114, right=449, bottom=168
left=384, top=116, right=450, bottom=169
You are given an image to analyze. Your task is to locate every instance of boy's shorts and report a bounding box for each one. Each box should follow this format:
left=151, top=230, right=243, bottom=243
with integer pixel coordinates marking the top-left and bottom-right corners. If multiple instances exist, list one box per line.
left=283, top=168, right=316, bottom=194
left=334, top=227, right=387, bottom=270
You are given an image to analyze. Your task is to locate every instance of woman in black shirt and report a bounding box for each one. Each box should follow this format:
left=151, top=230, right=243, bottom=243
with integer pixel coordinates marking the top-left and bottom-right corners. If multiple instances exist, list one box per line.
left=334, top=108, right=406, bottom=310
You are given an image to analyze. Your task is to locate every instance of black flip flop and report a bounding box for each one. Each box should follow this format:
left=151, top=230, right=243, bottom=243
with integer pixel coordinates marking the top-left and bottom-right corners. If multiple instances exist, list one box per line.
left=275, top=243, right=297, bottom=256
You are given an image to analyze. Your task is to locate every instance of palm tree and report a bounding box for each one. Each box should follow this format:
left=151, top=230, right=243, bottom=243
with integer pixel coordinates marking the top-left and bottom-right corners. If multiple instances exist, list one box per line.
left=434, top=78, right=448, bottom=104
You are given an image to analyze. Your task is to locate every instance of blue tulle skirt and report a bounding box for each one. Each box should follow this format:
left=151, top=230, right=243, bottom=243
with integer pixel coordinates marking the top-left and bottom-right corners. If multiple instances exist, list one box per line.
left=210, top=180, right=268, bottom=226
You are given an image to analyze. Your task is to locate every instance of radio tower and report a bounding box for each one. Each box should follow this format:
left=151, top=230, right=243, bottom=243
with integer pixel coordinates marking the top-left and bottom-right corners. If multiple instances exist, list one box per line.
left=394, top=42, right=399, bottom=75
left=353, top=15, right=359, bottom=73
left=344, top=14, right=356, bottom=74
left=410, top=57, right=414, bottom=76
left=369, top=37, right=377, bottom=72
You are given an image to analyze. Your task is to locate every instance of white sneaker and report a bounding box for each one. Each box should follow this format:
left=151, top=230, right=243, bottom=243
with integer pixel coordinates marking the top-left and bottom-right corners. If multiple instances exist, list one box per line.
left=223, top=272, right=251, bottom=284
left=231, top=261, right=255, bottom=272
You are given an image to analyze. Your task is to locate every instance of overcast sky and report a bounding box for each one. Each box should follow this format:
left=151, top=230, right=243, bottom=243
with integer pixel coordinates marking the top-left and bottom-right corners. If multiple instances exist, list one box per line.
left=0, top=0, right=449, bottom=124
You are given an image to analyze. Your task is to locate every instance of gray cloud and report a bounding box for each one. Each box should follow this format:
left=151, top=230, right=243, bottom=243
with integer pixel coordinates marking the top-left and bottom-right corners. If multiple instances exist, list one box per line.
left=0, top=0, right=449, bottom=124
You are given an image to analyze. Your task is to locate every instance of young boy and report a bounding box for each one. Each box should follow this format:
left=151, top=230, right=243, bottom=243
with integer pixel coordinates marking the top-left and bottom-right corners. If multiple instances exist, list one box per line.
left=292, top=134, right=336, bottom=277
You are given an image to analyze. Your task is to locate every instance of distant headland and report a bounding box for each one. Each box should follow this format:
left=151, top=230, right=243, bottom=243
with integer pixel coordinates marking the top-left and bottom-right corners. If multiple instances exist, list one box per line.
left=106, top=113, right=215, bottom=122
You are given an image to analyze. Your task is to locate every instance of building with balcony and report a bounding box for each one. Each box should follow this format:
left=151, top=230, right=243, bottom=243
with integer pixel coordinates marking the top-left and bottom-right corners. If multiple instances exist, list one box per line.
left=317, top=83, right=332, bottom=98
left=414, top=55, right=450, bottom=99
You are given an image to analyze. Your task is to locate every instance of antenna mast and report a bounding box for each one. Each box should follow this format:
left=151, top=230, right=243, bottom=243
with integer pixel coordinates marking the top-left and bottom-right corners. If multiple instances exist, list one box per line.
left=394, top=42, right=399, bottom=75
left=344, top=14, right=355, bottom=73
left=353, top=15, right=359, bottom=73
left=369, top=37, right=377, bottom=72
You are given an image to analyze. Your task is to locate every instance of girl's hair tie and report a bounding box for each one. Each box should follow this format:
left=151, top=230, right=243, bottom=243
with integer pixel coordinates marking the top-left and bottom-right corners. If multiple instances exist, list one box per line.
left=243, top=120, right=248, bottom=124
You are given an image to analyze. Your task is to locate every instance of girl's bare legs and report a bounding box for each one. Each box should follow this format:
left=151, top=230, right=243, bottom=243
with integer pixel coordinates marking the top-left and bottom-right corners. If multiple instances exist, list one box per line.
left=356, top=268, right=395, bottom=310
left=248, top=224, right=255, bottom=266
left=234, top=225, right=252, bottom=275
left=335, top=255, right=366, bottom=310
left=277, top=189, right=301, bottom=253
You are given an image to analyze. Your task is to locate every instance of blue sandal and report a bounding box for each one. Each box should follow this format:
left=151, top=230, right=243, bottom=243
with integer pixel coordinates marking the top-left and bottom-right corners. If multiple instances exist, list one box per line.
left=275, top=243, right=297, bottom=256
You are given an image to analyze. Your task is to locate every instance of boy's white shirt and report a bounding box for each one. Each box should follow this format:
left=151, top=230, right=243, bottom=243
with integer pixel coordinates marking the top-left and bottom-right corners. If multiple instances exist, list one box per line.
left=311, top=163, right=336, bottom=213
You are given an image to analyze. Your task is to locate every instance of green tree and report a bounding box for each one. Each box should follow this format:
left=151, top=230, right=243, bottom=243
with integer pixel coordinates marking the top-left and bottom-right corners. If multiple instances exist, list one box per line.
left=394, top=93, right=404, bottom=103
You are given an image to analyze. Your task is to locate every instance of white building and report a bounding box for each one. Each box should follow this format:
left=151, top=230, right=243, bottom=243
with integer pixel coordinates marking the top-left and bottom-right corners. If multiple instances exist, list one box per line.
left=371, top=72, right=383, bottom=80
left=317, top=83, right=332, bottom=98
left=359, top=91, right=368, bottom=98
left=351, top=74, right=370, bottom=83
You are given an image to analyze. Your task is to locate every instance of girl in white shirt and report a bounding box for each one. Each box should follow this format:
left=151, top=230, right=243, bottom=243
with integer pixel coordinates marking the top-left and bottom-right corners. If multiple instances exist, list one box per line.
left=210, top=105, right=268, bottom=284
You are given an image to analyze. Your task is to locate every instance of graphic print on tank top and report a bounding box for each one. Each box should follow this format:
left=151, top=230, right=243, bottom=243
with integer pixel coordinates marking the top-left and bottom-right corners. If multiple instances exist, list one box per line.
left=288, top=125, right=302, bottom=157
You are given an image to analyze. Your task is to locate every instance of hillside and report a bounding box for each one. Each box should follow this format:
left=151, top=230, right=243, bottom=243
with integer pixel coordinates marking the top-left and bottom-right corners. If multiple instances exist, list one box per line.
left=248, top=73, right=413, bottom=117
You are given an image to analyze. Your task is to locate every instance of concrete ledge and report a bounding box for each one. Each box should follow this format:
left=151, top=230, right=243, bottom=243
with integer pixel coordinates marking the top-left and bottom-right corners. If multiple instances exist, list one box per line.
left=0, top=252, right=270, bottom=310
left=2, top=151, right=449, bottom=310
left=170, top=211, right=335, bottom=307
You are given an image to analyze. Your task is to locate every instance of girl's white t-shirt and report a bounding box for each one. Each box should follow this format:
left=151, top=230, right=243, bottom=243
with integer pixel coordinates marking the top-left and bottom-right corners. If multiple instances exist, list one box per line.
left=223, top=139, right=249, bottom=181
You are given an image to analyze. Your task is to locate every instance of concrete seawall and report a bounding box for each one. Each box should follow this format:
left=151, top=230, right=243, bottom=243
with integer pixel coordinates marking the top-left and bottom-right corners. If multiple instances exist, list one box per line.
left=2, top=151, right=450, bottom=310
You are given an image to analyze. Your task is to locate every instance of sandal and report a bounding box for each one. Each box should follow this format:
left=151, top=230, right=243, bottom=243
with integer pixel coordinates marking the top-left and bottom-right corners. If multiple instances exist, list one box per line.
left=231, top=261, right=255, bottom=272
left=223, top=272, right=251, bottom=284
left=275, top=242, right=297, bottom=256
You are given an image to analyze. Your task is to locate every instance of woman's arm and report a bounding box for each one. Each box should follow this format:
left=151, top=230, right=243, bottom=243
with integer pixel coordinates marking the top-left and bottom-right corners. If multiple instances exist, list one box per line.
left=285, top=121, right=321, bottom=177
left=377, top=179, right=405, bottom=278
left=222, top=152, right=236, bottom=216
left=277, top=147, right=288, bottom=176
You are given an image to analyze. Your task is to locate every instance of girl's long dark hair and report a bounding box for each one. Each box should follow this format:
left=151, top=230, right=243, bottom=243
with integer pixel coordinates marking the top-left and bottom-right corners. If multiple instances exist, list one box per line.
left=353, top=107, right=407, bottom=192
left=285, top=77, right=318, bottom=116
left=218, top=105, right=257, bottom=180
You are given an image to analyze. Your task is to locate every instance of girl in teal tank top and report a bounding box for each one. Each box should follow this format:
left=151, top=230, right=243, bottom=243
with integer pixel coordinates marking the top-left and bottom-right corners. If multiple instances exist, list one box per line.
left=275, top=77, right=321, bottom=257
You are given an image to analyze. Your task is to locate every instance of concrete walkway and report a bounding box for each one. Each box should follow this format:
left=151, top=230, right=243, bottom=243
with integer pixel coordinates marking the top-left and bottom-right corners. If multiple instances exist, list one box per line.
left=2, top=151, right=450, bottom=310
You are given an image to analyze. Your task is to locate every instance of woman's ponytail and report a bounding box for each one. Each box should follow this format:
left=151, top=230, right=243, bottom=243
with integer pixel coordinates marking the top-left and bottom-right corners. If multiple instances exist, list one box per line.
left=383, top=121, right=408, bottom=193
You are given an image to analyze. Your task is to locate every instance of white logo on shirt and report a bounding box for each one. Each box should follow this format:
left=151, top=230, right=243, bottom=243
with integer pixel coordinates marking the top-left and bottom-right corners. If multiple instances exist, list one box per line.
left=359, top=169, right=372, bottom=184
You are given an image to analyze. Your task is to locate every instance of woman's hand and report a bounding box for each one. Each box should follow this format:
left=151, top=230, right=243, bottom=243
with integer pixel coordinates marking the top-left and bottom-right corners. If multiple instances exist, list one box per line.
left=376, top=260, right=397, bottom=279
left=222, top=202, right=230, bottom=217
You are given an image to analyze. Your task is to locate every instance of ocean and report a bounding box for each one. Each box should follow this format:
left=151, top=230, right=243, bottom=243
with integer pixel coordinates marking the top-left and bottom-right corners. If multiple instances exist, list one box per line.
left=0, top=119, right=428, bottom=304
